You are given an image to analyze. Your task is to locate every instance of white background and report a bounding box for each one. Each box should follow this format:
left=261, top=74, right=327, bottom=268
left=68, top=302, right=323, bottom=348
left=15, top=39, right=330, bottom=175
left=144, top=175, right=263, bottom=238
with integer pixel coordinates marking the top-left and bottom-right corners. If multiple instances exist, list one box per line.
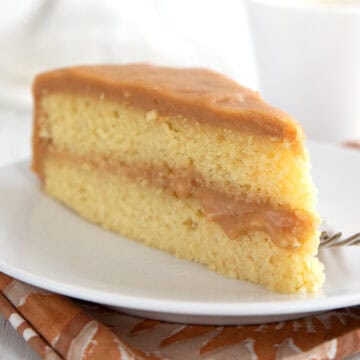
left=0, top=0, right=257, bottom=110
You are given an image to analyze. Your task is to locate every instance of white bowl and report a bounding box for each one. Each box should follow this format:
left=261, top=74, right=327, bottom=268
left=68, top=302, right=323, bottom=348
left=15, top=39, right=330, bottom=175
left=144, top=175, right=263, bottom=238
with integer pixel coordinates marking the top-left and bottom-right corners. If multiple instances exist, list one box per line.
left=246, top=0, right=360, bottom=142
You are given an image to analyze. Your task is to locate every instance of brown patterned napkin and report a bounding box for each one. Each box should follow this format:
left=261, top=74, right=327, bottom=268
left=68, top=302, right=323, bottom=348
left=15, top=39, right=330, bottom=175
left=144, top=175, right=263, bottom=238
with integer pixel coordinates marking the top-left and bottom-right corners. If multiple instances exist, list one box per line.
left=344, top=141, right=360, bottom=150
left=0, top=272, right=359, bottom=359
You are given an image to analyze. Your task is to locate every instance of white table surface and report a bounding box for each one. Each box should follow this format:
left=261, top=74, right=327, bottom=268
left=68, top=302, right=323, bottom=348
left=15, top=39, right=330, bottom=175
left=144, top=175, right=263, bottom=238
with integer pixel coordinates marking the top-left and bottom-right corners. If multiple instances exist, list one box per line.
left=0, top=109, right=359, bottom=360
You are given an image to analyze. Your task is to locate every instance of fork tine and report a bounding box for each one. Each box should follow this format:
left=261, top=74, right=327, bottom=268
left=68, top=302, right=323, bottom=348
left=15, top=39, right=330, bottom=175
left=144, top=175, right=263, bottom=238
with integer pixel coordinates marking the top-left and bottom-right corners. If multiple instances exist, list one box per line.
left=319, top=232, right=342, bottom=247
left=320, top=231, right=330, bottom=241
left=331, top=232, right=360, bottom=247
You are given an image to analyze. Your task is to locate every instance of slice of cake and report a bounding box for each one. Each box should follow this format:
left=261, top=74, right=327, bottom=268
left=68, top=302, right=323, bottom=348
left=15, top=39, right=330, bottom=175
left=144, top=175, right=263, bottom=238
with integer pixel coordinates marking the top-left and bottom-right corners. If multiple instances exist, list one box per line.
left=32, top=64, right=324, bottom=293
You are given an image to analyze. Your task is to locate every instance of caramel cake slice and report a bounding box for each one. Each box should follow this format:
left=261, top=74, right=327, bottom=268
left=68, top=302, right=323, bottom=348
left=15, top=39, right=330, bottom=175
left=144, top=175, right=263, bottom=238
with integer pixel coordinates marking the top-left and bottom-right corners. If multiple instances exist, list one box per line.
left=32, top=64, right=324, bottom=293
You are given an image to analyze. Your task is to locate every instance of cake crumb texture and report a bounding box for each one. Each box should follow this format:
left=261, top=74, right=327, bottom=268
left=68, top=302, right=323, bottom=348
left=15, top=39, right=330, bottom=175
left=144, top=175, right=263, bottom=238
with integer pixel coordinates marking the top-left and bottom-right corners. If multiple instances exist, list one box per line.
left=44, top=153, right=324, bottom=294
left=35, top=94, right=316, bottom=212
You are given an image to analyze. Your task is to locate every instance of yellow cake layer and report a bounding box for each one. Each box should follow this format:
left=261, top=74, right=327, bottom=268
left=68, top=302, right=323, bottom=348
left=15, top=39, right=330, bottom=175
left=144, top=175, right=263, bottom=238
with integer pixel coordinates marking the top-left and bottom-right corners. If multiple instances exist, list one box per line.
left=37, top=93, right=317, bottom=211
left=43, top=153, right=324, bottom=293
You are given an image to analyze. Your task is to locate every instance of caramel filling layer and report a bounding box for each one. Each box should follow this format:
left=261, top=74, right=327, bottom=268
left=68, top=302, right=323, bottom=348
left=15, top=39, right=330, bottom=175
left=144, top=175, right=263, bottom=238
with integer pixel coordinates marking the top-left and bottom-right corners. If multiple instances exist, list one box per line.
left=46, top=150, right=315, bottom=250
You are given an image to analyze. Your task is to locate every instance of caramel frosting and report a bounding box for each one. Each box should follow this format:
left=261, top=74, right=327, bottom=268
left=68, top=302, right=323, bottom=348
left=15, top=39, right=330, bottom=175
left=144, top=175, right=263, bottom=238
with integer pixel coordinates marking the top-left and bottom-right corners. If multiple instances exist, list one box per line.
left=47, top=151, right=315, bottom=250
left=33, top=64, right=303, bottom=143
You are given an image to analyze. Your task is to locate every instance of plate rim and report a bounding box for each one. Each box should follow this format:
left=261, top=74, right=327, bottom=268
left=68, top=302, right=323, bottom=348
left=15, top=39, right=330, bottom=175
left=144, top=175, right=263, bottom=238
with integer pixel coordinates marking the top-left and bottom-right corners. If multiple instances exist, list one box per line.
left=1, top=260, right=360, bottom=317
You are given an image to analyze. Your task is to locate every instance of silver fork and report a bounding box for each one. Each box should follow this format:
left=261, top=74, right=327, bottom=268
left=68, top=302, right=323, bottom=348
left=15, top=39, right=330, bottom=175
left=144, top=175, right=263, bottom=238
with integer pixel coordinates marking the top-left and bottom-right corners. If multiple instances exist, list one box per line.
left=319, top=231, right=360, bottom=248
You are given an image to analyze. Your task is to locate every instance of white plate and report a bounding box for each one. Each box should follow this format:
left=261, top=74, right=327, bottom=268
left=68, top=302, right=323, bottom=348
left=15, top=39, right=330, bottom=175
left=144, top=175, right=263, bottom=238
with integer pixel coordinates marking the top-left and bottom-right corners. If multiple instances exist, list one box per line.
left=0, top=142, right=359, bottom=325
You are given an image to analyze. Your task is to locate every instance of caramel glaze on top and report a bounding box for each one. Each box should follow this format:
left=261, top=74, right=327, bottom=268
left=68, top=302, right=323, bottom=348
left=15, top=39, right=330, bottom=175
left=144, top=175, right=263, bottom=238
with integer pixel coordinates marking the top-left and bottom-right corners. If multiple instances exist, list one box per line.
left=33, top=64, right=304, bottom=145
